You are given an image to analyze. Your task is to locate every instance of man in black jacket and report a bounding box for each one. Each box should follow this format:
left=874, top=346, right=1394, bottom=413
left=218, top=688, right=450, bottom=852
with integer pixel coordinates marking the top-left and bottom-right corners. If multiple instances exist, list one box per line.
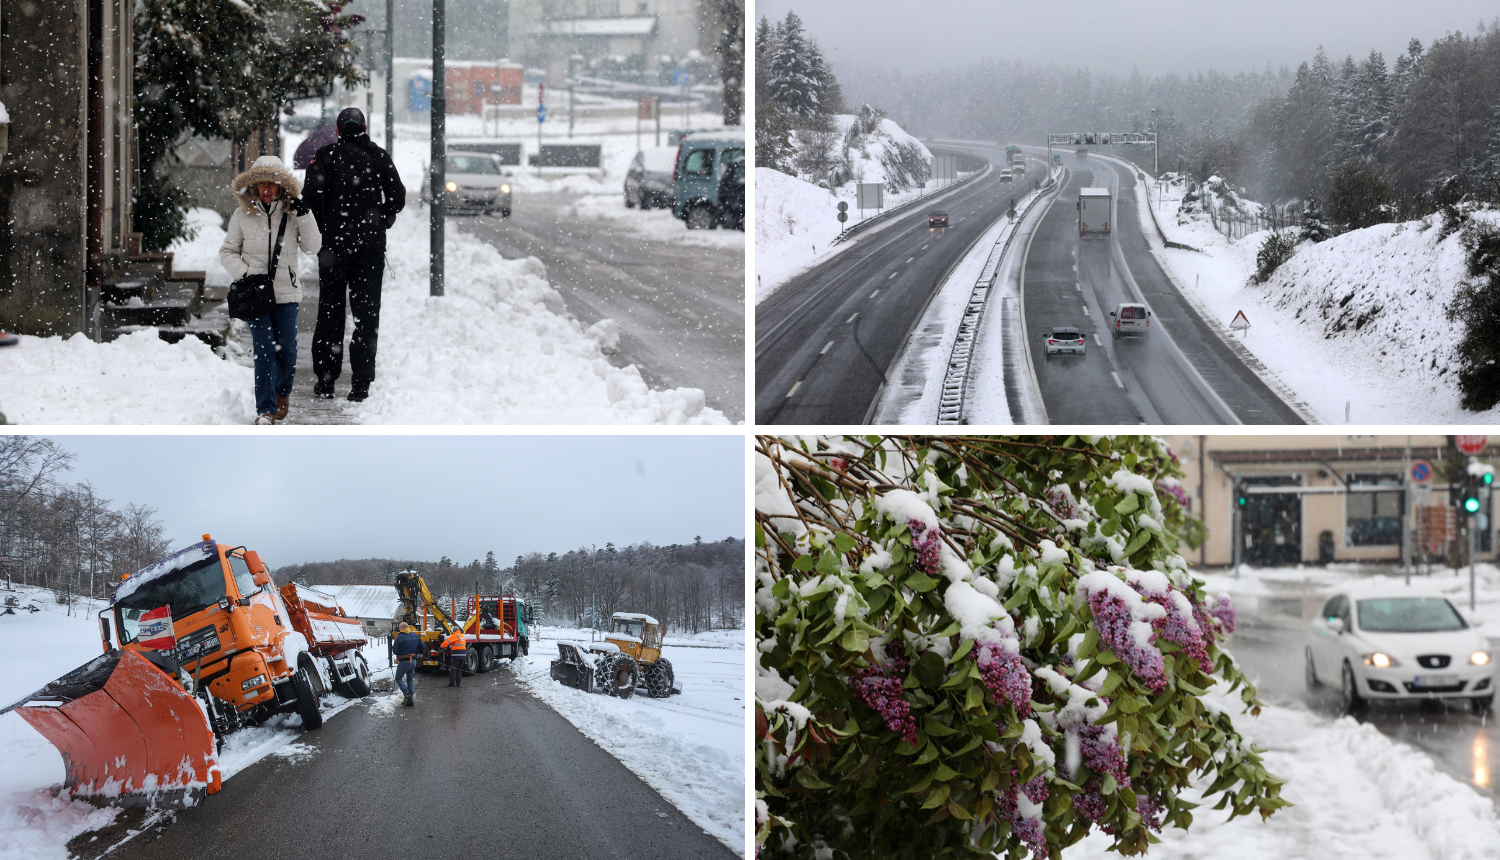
left=303, top=108, right=406, bottom=402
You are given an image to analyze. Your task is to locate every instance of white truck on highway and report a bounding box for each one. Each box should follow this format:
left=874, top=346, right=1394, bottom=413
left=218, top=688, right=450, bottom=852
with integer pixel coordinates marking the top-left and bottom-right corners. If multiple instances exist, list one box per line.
left=1078, top=187, right=1111, bottom=237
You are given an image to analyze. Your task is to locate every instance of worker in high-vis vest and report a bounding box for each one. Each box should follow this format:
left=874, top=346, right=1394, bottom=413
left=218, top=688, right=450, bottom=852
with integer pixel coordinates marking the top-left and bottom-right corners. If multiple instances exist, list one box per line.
left=442, top=627, right=467, bottom=688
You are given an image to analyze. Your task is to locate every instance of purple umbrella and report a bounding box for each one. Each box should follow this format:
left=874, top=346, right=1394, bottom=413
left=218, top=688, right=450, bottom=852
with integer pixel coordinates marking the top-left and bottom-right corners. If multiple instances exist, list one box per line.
left=293, top=124, right=339, bottom=169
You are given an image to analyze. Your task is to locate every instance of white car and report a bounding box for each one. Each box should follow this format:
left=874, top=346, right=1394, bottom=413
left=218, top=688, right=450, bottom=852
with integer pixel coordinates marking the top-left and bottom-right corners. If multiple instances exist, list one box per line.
left=1305, top=587, right=1495, bottom=711
left=1043, top=326, right=1085, bottom=357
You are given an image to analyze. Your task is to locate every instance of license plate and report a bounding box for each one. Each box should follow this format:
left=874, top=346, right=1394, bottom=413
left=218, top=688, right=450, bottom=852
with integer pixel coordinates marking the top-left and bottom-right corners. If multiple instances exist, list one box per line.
left=1412, top=674, right=1458, bottom=688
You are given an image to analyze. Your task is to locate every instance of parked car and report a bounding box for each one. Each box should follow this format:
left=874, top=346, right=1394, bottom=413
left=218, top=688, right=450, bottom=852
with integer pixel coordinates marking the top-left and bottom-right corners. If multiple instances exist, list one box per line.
left=673, top=129, right=745, bottom=229
left=1043, top=326, right=1085, bottom=357
left=716, top=157, right=744, bottom=230
left=1108, top=303, right=1151, bottom=337
left=432, top=152, right=512, bottom=217
left=929, top=210, right=949, bottom=228
left=1306, top=588, right=1495, bottom=711
left=624, top=146, right=679, bottom=210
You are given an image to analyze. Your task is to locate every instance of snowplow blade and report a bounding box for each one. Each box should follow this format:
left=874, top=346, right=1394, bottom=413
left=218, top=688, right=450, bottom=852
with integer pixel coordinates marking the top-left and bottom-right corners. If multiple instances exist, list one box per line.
left=0, top=649, right=220, bottom=808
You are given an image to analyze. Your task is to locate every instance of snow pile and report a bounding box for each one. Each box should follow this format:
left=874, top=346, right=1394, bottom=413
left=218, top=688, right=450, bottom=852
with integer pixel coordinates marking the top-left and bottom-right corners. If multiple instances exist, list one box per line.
left=1062, top=696, right=1500, bottom=860
left=0, top=210, right=728, bottom=425
left=511, top=631, right=745, bottom=851
left=1131, top=162, right=1500, bottom=424
left=756, top=116, right=938, bottom=299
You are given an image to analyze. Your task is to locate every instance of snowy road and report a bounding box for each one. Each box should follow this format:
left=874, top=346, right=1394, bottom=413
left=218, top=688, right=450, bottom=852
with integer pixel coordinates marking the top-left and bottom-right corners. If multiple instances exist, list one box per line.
left=104, top=665, right=737, bottom=860
left=464, top=193, right=746, bottom=422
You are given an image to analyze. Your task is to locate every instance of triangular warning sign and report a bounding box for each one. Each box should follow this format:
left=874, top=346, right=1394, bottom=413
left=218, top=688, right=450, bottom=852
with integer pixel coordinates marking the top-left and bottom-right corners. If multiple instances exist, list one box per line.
left=1229, top=310, right=1250, bottom=329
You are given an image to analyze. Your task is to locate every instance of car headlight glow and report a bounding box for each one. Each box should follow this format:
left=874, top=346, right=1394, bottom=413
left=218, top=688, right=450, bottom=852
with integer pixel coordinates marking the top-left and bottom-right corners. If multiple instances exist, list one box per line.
left=445, top=181, right=457, bottom=192
left=1363, top=652, right=1398, bottom=668
left=501, top=184, right=510, bottom=193
left=1472, top=651, right=1492, bottom=666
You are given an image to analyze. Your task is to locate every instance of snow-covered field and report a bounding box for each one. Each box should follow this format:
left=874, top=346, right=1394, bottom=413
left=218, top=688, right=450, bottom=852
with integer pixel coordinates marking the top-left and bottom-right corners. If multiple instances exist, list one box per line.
left=755, top=116, right=956, bottom=300
left=1122, top=159, right=1500, bottom=424
left=0, top=207, right=728, bottom=424
left=510, top=626, right=746, bottom=852
left=0, top=585, right=388, bottom=860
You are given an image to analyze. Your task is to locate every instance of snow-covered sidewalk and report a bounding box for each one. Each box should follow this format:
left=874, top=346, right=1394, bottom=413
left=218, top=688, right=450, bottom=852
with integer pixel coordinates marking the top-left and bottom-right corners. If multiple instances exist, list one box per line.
left=0, top=209, right=729, bottom=424
left=509, top=628, right=746, bottom=852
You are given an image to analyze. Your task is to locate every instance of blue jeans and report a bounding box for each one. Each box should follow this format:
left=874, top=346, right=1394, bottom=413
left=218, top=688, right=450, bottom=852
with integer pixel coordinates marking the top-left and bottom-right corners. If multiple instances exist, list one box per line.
left=248, top=302, right=298, bottom=416
left=395, top=660, right=415, bottom=699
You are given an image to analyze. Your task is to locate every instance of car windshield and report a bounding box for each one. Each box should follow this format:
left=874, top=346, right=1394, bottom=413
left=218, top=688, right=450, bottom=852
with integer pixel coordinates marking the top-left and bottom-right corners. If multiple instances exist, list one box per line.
left=1356, top=597, right=1467, bottom=632
left=446, top=155, right=501, bottom=175
left=115, top=556, right=227, bottom=644
left=1119, top=306, right=1146, bottom=319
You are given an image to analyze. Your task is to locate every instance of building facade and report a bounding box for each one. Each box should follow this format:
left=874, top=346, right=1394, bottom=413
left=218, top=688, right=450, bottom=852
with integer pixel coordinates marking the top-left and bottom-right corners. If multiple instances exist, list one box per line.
left=1165, top=435, right=1497, bottom=569
left=0, top=0, right=136, bottom=336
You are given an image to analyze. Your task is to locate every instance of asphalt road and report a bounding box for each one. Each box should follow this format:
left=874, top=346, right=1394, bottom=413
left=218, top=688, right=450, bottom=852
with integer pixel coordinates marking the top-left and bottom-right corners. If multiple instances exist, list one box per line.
left=1023, top=150, right=1303, bottom=424
left=465, top=194, right=745, bottom=422
left=103, top=671, right=736, bottom=860
left=1229, top=592, right=1497, bottom=801
left=755, top=156, right=1033, bottom=423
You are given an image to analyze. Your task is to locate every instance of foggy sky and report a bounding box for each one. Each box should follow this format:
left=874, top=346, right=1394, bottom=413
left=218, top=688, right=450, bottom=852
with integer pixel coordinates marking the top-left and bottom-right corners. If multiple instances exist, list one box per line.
left=40, top=435, right=745, bottom=569
left=757, top=0, right=1500, bottom=79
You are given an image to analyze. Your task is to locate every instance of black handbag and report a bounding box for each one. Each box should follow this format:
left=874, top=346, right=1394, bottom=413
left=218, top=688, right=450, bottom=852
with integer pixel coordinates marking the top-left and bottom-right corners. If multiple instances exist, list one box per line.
left=227, top=210, right=289, bottom=321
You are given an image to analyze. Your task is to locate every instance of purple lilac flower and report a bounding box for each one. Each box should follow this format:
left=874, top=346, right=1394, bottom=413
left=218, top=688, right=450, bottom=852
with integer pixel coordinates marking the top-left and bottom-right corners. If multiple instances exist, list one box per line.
left=1144, top=593, right=1211, bottom=673
left=976, top=644, right=1033, bottom=717
left=1086, top=589, right=1167, bottom=693
left=849, top=657, right=919, bottom=745
left=907, top=517, right=942, bottom=577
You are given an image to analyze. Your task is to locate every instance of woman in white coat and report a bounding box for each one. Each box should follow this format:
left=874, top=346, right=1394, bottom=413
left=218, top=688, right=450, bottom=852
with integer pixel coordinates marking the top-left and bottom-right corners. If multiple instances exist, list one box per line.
left=219, top=155, right=322, bottom=424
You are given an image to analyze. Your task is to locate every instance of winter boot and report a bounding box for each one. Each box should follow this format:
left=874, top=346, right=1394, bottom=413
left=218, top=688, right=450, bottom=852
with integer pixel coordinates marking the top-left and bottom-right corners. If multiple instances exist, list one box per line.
left=313, top=375, right=336, bottom=399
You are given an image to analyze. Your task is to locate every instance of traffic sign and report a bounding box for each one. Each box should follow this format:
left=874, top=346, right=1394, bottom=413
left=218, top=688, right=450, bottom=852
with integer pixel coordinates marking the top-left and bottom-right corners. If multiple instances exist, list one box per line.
left=1410, top=460, right=1432, bottom=483
left=1458, top=435, right=1488, bottom=455
left=537, top=104, right=547, bottom=123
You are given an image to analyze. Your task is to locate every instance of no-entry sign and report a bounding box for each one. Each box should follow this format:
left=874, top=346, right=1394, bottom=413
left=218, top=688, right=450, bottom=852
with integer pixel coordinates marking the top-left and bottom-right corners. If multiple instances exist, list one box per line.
left=1457, top=435, right=1488, bottom=455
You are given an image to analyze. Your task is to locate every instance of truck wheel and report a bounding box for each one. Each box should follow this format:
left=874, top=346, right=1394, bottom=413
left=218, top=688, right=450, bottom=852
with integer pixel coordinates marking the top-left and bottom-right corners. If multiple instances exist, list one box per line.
left=645, top=658, right=675, bottom=698
left=346, top=653, right=372, bottom=698
left=686, top=204, right=716, bottom=230
left=290, top=666, right=323, bottom=730
left=479, top=646, right=495, bottom=673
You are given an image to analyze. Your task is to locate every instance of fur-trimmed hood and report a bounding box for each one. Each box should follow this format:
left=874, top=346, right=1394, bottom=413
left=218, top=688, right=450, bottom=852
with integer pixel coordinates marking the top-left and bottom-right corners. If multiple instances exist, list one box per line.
left=231, top=155, right=301, bottom=212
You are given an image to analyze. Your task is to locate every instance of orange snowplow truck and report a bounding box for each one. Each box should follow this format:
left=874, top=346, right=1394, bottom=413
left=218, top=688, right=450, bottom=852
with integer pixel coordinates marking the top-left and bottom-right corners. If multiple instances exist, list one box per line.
left=0, top=536, right=368, bottom=809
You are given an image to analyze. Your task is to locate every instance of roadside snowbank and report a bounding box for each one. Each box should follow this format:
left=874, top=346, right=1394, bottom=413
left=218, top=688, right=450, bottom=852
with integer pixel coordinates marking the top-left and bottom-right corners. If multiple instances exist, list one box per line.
left=511, top=628, right=745, bottom=852
left=0, top=209, right=727, bottom=425
left=1134, top=171, right=1500, bottom=424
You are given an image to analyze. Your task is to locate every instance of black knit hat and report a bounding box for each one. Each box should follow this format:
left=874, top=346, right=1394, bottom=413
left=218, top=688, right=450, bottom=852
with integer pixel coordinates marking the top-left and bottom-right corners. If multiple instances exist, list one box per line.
left=337, top=107, right=367, bottom=134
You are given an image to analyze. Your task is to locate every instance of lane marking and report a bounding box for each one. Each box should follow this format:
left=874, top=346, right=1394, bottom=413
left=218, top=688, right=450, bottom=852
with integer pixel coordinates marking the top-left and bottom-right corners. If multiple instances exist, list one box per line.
left=786, top=381, right=802, bottom=397
left=820, top=341, right=834, bottom=355
left=1111, top=372, right=1124, bottom=389
left=870, top=290, right=880, bottom=298
left=846, top=312, right=859, bottom=324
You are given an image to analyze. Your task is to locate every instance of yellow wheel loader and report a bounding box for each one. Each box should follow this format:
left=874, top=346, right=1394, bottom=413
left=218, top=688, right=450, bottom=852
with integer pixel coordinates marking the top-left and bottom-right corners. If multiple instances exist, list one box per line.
left=0, top=537, right=367, bottom=809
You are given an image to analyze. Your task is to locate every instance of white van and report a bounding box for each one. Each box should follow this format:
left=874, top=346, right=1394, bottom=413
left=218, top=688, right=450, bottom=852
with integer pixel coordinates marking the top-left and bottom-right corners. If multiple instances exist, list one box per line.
left=1109, top=303, right=1151, bottom=337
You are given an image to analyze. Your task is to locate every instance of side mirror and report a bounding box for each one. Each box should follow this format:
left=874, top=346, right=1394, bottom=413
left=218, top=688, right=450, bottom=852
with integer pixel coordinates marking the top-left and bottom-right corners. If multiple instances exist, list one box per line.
left=1327, top=617, right=1345, bottom=633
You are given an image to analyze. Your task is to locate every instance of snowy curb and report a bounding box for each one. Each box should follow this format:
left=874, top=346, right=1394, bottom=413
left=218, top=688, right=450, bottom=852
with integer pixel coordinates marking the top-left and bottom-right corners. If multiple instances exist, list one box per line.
left=1094, top=152, right=1321, bottom=426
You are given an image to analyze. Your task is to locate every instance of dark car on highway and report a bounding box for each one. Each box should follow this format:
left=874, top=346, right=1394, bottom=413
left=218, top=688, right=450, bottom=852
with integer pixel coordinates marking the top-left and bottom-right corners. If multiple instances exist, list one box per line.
left=716, top=157, right=745, bottom=230
left=929, top=210, right=949, bottom=228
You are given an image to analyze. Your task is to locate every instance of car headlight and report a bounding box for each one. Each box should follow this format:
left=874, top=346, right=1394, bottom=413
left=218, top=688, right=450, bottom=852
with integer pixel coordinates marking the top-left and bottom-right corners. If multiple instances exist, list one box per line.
left=1472, top=651, right=1492, bottom=666
left=241, top=673, right=268, bottom=690
left=1362, top=652, right=1399, bottom=668
left=445, top=181, right=457, bottom=192
left=500, top=184, right=510, bottom=193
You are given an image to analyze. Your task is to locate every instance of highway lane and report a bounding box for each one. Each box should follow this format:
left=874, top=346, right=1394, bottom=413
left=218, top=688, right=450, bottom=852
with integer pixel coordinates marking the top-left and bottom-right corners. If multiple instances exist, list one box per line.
left=755, top=151, right=1037, bottom=424
left=1021, top=151, right=1303, bottom=424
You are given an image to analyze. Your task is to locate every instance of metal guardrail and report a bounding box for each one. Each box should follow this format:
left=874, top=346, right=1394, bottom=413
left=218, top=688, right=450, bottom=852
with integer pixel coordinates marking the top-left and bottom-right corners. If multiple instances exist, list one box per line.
left=937, top=164, right=1063, bottom=424
left=832, top=148, right=991, bottom=245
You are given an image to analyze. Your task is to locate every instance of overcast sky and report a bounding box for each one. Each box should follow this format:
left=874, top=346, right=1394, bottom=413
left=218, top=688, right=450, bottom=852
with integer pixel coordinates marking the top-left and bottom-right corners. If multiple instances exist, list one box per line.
left=40, top=435, right=745, bottom=569
left=758, top=0, right=1499, bottom=78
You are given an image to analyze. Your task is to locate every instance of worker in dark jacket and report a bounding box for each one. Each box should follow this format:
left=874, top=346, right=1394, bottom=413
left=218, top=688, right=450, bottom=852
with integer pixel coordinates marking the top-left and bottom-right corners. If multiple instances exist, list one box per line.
left=392, top=622, right=425, bottom=707
left=302, top=107, right=406, bottom=403
left=442, top=627, right=467, bottom=687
